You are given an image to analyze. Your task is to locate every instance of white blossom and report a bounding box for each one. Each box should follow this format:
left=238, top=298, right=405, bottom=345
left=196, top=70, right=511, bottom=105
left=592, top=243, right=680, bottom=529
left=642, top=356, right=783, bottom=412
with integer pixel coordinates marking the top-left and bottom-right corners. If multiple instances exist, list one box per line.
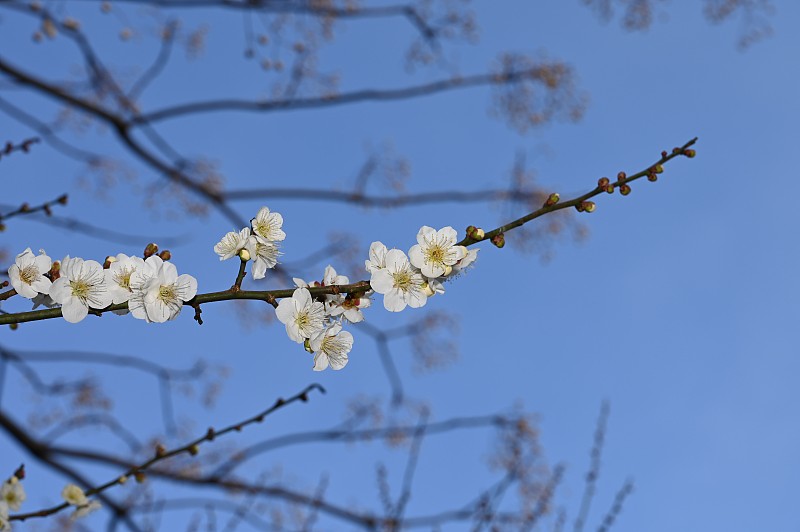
left=245, top=235, right=280, bottom=279
left=129, top=256, right=197, bottom=323
left=71, top=500, right=101, bottom=521
left=214, top=227, right=251, bottom=261
left=0, top=478, right=24, bottom=511
left=0, top=501, right=9, bottom=532
left=8, top=248, right=51, bottom=299
left=370, top=249, right=427, bottom=312
left=275, top=287, right=325, bottom=343
left=61, top=483, right=89, bottom=506
left=451, top=248, right=479, bottom=276
left=310, top=323, right=353, bottom=371
left=408, top=226, right=467, bottom=278
left=365, top=241, right=388, bottom=274
left=328, top=293, right=371, bottom=323
left=251, top=206, right=285, bottom=242
left=49, top=257, right=113, bottom=323
left=104, top=254, right=145, bottom=305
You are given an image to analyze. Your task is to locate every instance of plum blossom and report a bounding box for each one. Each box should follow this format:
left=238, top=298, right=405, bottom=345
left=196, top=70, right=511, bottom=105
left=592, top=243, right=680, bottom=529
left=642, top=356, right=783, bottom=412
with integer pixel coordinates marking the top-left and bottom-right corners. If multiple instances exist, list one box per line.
left=71, top=500, right=101, bottom=521
left=328, top=294, right=370, bottom=323
left=0, top=478, right=24, bottom=511
left=246, top=235, right=280, bottom=279
left=275, top=287, right=325, bottom=343
left=370, top=249, right=427, bottom=312
left=61, top=483, right=88, bottom=506
left=451, top=248, right=479, bottom=276
left=214, top=227, right=251, bottom=261
left=105, top=254, right=145, bottom=305
left=364, top=241, right=388, bottom=274
left=310, top=323, right=353, bottom=371
left=251, top=206, right=285, bottom=242
left=8, top=248, right=51, bottom=299
left=408, top=226, right=467, bottom=278
left=49, top=257, right=113, bottom=323
left=0, top=502, right=8, bottom=532
left=128, top=256, right=197, bottom=323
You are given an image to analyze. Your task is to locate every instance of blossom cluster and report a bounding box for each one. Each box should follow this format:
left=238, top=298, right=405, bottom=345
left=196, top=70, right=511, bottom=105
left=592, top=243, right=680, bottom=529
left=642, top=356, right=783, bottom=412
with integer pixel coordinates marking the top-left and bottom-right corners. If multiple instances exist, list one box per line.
left=8, top=248, right=197, bottom=324
left=214, top=206, right=284, bottom=279
left=274, top=225, right=477, bottom=372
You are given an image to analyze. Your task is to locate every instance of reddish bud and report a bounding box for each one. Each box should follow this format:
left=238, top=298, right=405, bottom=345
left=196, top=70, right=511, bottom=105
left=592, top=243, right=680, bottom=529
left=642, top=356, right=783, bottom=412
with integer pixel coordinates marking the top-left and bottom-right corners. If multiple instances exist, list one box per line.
left=617, top=172, right=626, bottom=182
left=158, top=250, right=172, bottom=261
left=545, top=193, right=560, bottom=206
left=13, top=464, right=25, bottom=480
left=684, top=149, right=696, bottom=158
left=144, top=243, right=159, bottom=258
left=490, top=233, right=505, bottom=248
left=647, top=173, right=658, bottom=182
left=155, top=444, right=167, bottom=457
left=619, top=184, right=632, bottom=196
left=57, top=194, right=68, bottom=205
left=134, top=472, right=146, bottom=483
left=598, top=177, right=610, bottom=188
left=661, top=150, right=668, bottom=158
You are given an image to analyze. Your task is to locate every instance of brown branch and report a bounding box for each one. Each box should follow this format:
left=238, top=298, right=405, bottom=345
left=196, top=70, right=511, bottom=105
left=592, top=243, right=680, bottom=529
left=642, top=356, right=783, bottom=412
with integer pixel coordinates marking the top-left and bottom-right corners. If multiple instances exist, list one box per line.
left=0, top=138, right=697, bottom=326
left=137, top=70, right=550, bottom=124
left=0, top=193, right=68, bottom=226
left=5, top=383, right=326, bottom=523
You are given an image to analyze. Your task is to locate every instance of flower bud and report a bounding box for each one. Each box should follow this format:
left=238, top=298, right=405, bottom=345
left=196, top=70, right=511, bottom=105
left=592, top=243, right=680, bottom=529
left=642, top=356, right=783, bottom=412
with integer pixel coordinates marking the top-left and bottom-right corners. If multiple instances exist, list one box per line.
left=647, top=173, right=658, bottom=182
left=545, top=193, right=560, bottom=206
left=582, top=201, right=596, bottom=213
left=422, top=281, right=435, bottom=297
left=103, top=256, right=116, bottom=269
left=466, top=226, right=485, bottom=240
left=491, top=233, right=505, bottom=248
left=134, top=472, right=146, bottom=483
left=188, top=445, right=200, bottom=456
left=619, top=184, right=632, bottom=196
left=304, top=339, right=314, bottom=353
left=604, top=184, right=614, bottom=194
left=155, top=444, right=167, bottom=457
left=684, top=149, right=696, bottom=158
left=617, top=171, right=626, bottom=181
left=158, top=250, right=171, bottom=261
left=144, top=243, right=159, bottom=258
left=49, top=261, right=60, bottom=280
left=238, top=248, right=251, bottom=261
left=118, top=475, right=128, bottom=484
left=653, top=165, right=664, bottom=174
left=598, top=177, right=610, bottom=188
left=9, top=323, right=18, bottom=331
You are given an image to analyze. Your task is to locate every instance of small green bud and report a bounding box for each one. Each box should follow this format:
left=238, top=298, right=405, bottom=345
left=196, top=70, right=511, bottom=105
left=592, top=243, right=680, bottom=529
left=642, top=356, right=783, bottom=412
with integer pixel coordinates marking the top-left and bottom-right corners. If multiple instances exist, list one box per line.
left=491, top=233, right=505, bottom=248
left=620, top=184, right=632, bottom=196
left=545, top=193, right=560, bottom=206
left=304, top=339, right=314, bottom=353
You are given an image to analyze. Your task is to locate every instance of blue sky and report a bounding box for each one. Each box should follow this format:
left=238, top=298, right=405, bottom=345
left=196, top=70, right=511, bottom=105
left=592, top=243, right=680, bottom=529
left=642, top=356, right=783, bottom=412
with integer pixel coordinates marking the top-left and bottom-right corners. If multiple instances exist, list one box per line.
left=1, top=1, right=799, bottom=530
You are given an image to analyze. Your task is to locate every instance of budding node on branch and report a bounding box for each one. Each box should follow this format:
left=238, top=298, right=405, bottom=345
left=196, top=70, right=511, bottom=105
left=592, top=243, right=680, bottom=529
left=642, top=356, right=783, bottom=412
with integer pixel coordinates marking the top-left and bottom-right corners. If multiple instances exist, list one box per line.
left=683, top=149, right=696, bottom=158
left=647, top=173, right=658, bottom=182
left=188, top=445, right=200, bottom=456
left=598, top=177, right=610, bottom=188
left=617, top=172, right=626, bottom=182
left=491, top=233, right=505, bottom=248
left=118, top=475, right=128, bottom=484
left=582, top=201, right=596, bottom=213
left=134, top=472, right=146, bottom=483
left=620, top=184, right=632, bottom=196
left=545, top=193, right=560, bottom=206
left=155, top=444, right=167, bottom=457
left=158, top=250, right=172, bottom=261
left=466, top=225, right=485, bottom=240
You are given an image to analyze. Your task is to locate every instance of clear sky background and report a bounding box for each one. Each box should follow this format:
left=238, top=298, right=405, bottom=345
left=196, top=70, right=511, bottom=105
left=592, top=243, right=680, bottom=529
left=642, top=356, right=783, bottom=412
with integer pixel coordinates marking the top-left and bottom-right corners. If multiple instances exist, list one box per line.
left=1, top=1, right=799, bottom=531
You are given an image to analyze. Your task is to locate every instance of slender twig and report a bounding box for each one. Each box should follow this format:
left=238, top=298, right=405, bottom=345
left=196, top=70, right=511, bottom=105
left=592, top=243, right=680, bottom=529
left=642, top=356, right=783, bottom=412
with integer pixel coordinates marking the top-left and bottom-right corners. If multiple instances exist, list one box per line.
left=0, top=137, right=39, bottom=161
left=0, top=139, right=696, bottom=326
left=573, top=401, right=610, bottom=532
left=6, top=383, right=325, bottom=523
left=0, top=193, right=68, bottom=225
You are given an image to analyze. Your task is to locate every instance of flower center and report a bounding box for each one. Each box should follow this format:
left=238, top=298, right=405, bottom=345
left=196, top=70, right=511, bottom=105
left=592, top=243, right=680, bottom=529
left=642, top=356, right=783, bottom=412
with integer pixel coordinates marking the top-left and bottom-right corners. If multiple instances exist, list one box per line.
left=322, top=335, right=347, bottom=356
left=254, top=220, right=271, bottom=237
left=424, top=244, right=446, bottom=265
left=114, top=267, right=133, bottom=290
left=70, top=280, right=91, bottom=301
left=392, top=270, right=412, bottom=290
left=295, top=311, right=311, bottom=330
left=19, top=264, right=39, bottom=285
left=158, top=284, right=176, bottom=302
